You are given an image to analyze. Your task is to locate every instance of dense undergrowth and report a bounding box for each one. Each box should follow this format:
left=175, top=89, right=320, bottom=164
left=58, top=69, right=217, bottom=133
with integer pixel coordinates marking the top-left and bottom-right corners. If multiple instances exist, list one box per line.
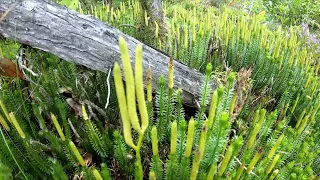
left=0, top=0, right=319, bottom=179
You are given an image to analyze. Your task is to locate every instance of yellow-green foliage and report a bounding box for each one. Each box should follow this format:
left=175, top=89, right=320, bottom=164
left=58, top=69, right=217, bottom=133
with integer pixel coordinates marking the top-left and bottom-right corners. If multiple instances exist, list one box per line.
left=51, top=113, right=66, bottom=141
left=69, top=140, right=85, bottom=167
left=0, top=1, right=317, bottom=179
left=113, top=37, right=148, bottom=179
left=185, top=117, right=195, bottom=158
left=79, top=0, right=319, bottom=114
left=9, top=113, right=25, bottom=139
left=0, top=114, right=10, bottom=132
left=111, top=38, right=319, bottom=180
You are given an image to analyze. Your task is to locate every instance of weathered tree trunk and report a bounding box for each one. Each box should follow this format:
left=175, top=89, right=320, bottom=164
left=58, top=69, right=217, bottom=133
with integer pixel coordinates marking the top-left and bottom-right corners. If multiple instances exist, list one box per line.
left=140, top=0, right=167, bottom=36
left=0, top=0, right=218, bottom=107
left=140, top=0, right=165, bottom=22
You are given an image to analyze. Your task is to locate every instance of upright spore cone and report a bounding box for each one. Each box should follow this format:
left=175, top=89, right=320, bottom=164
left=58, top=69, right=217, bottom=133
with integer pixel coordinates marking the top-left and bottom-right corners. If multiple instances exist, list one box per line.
left=168, top=58, right=174, bottom=89
left=135, top=44, right=148, bottom=132
left=119, top=36, right=141, bottom=134
left=113, top=62, right=135, bottom=149
left=147, top=67, right=152, bottom=102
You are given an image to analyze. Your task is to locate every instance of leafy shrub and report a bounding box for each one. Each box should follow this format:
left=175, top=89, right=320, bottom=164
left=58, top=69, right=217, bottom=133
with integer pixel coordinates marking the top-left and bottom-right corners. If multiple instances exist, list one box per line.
left=264, top=0, right=320, bottom=29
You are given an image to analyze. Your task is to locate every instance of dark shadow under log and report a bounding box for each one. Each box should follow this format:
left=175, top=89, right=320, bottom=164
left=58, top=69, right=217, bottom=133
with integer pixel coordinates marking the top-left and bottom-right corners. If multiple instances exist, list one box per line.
left=0, top=0, right=219, bottom=107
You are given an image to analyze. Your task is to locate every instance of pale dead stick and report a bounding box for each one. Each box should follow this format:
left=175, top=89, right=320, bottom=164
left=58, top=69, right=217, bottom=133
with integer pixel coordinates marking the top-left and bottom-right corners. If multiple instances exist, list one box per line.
left=0, top=3, right=18, bottom=22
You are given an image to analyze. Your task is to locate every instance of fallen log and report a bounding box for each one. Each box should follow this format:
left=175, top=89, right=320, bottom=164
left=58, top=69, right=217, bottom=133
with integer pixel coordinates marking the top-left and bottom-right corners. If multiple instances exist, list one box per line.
left=0, top=0, right=219, bottom=107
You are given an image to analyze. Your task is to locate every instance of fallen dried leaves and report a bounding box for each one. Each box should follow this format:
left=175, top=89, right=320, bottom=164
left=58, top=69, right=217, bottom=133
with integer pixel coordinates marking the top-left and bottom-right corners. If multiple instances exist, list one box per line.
left=0, top=57, right=24, bottom=79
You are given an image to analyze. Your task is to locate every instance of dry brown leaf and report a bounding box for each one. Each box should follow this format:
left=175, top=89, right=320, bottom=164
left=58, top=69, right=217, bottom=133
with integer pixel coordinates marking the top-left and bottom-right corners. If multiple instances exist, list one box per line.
left=66, top=98, right=83, bottom=118
left=83, top=152, right=92, bottom=166
left=0, top=58, right=24, bottom=79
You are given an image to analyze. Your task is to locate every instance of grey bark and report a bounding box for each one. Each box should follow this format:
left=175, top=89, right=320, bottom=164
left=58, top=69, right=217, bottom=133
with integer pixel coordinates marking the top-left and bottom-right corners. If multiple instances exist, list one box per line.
left=140, top=0, right=165, bottom=22
left=140, top=0, right=167, bottom=35
left=0, top=0, right=218, bottom=107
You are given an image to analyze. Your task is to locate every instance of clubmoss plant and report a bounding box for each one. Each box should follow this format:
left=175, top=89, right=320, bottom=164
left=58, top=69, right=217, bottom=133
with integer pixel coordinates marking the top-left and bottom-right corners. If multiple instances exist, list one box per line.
left=113, top=36, right=149, bottom=179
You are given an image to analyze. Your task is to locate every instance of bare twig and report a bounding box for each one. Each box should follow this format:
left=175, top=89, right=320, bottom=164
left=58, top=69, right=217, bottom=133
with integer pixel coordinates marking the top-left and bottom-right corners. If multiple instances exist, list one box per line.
left=83, top=100, right=107, bottom=119
left=87, top=104, right=99, bottom=122
left=0, top=2, right=17, bottom=22
left=68, top=118, right=81, bottom=139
